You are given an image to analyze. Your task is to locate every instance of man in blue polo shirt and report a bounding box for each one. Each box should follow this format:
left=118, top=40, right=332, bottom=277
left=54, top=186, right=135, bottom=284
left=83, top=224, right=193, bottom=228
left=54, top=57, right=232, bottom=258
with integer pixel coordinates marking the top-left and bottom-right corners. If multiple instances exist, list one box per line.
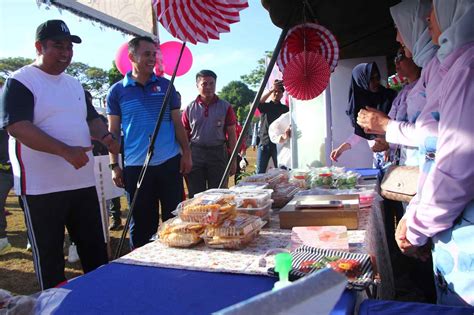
left=107, top=36, right=192, bottom=249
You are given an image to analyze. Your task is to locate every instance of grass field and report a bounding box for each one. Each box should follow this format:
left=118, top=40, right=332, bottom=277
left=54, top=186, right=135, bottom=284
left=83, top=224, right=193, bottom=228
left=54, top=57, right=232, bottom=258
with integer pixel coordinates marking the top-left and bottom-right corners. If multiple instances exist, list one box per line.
left=0, top=149, right=257, bottom=295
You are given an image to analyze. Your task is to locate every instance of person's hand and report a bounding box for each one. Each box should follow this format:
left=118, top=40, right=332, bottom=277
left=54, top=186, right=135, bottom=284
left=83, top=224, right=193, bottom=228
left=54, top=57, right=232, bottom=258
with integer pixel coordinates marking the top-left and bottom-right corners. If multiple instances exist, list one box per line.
left=371, top=138, right=389, bottom=153
left=229, top=160, right=237, bottom=176
left=384, top=149, right=391, bottom=162
left=252, top=145, right=256, bottom=151
left=357, top=107, right=390, bottom=135
left=395, top=217, right=430, bottom=261
left=283, top=126, right=291, bottom=140
left=61, top=145, right=93, bottom=169
left=102, top=133, right=120, bottom=155
left=180, top=151, right=192, bottom=175
left=330, top=143, right=350, bottom=162
left=111, top=166, right=125, bottom=188
left=272, top=80, right=283, bottom=92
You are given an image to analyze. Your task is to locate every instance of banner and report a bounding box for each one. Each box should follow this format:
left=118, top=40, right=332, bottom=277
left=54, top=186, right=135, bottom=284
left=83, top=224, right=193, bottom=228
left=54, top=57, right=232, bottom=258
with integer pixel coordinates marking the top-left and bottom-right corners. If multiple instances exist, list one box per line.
left=39, top=0, right=157, bottom=38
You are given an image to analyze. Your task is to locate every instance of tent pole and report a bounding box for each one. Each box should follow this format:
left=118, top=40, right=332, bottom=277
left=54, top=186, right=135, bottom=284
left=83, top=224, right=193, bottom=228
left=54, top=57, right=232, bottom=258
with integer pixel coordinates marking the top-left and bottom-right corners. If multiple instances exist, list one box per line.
left=218, top=26, right=289, bottom=188
left=114, top=42, right=187, bottom=259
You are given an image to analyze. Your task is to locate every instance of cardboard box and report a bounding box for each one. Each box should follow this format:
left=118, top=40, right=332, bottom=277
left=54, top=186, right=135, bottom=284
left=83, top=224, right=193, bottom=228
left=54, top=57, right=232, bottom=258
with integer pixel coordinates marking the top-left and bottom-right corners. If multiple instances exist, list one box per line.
left=278, top=195, right=359, bottom=229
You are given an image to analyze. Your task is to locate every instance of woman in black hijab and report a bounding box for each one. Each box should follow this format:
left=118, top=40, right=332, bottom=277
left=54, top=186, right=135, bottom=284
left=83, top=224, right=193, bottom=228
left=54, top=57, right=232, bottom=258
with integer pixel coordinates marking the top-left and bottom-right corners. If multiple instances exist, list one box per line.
left=347, top=62, right=397, bottom=139
left=331, top=62, right=397, bottom=165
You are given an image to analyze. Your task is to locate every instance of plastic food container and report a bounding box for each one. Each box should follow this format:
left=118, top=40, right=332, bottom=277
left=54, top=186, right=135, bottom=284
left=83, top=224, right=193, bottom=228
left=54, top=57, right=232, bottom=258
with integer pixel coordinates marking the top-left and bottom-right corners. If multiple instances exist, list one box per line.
left=174, top=194, right=236, bottom=225
left=203, top=214, right=264, bottom=249
left=158, top=217, right=206, bottom=248
left=235, top=190, right=273, bottom=208
left=240, top=171, right=287, bottom=188
left=194, top=189, right=234, bottom=198
left=236, top=199, right=272, bottom=223
left=272, top=183, right=300, bottom=208
left=230, top=182, right=270, bottom=191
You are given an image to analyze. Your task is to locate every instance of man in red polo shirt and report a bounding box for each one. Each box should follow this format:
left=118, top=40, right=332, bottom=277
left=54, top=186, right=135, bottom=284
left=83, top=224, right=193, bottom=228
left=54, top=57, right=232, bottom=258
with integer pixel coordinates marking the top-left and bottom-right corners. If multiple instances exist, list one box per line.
left=182, top=70, right=237, bottom=197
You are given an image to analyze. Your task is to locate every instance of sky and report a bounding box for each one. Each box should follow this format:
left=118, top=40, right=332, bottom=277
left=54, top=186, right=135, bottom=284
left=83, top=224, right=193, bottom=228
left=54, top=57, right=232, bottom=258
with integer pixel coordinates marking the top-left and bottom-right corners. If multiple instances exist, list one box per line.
left=0, top=0, right=281, bottom=106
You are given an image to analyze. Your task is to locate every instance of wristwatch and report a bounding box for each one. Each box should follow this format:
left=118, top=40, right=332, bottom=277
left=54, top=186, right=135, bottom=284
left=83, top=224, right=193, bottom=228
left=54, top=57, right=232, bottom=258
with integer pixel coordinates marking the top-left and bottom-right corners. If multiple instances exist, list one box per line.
left=108, top=163, right=119, bottom=170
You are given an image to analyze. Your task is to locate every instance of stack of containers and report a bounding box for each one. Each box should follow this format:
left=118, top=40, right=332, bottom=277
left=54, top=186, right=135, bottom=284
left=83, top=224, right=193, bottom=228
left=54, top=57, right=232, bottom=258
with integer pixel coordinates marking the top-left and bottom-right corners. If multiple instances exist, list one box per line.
left=160, top=190, right=265, bottom=249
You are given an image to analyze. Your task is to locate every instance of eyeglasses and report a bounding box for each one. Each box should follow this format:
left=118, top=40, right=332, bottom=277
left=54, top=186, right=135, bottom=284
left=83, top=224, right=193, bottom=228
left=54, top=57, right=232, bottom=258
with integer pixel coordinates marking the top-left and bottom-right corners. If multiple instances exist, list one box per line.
left=394, top=49, right=406, bottom=63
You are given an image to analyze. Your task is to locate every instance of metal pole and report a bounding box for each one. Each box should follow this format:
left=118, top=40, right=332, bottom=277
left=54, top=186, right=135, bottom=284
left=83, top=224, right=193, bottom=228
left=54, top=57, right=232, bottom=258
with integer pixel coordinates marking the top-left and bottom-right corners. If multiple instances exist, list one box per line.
left=219, top=27, right=289, bottom=188
left=114, top=42, right=187, bottom=259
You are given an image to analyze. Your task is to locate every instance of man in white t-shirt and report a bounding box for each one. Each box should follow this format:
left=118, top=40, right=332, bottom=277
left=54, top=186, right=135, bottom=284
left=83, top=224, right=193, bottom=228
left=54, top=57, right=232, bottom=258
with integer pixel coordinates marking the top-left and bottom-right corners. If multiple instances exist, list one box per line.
left=0, top=20, right=120, bottom=290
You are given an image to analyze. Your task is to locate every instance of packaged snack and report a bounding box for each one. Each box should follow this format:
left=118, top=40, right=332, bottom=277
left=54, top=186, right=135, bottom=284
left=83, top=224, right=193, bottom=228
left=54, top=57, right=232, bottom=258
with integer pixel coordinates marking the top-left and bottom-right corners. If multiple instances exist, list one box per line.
left=236, top=200, right=272, bottom=222
left=203, top=214, right=264, bottom=249
left=272, top=183, right=300, bottom=208
left=158, top=218, right=206, bottom=247
left=231, top=182, right=270, bottom=190
left=194, top=189, right=234, bottom=198
left=240, top=170, right=288, bottom=188
left=175, top=193, right=236, bottom=224
left=235, top=190, right=273, bottom=208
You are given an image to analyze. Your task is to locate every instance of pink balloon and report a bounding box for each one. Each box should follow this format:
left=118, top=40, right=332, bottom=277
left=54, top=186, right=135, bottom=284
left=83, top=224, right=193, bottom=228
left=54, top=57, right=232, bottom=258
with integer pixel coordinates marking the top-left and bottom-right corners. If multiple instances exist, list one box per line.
left=114, top=42, right=164, bottom=76
left=160, top=41, right=193, bottom=77
left=115, top=42, right=131, bottom=76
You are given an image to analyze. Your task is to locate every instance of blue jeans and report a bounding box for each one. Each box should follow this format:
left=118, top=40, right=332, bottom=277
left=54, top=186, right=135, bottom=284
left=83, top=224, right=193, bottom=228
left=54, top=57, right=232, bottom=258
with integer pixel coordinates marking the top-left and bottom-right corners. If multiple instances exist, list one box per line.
left=256, top=143, right=278, bottom=174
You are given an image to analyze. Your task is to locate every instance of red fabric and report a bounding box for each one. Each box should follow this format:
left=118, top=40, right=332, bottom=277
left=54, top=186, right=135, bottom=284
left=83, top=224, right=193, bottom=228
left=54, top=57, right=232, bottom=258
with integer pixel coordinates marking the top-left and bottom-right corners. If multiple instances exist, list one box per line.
left=226, top=122, right=246, bottom=155
left=181, top=110, right=191, bottom=139
left=225, top=105, right=237, bottom=127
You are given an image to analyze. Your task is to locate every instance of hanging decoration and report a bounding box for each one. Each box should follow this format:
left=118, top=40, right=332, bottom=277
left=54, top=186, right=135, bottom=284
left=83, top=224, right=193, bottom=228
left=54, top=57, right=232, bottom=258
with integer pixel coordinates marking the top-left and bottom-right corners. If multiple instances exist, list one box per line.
left=283, top=51, right=330, bottom=101
left=156, top=0, right=249, bottom=44
left=277, top=23, right=339, bottom=73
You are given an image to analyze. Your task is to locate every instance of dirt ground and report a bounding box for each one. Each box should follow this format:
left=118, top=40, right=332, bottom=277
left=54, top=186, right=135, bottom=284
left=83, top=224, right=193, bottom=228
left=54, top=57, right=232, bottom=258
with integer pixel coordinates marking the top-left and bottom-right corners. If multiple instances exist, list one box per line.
left=0, top=149, right=257, bottom=296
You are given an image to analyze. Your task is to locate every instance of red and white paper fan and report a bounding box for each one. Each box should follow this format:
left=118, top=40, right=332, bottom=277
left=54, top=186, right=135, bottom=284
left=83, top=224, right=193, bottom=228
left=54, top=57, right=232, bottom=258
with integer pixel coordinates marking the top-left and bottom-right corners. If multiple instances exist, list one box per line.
left=283, top=51, right=331, bottom=101
left=157, top=0, right=248, bottom=45
left=278, top=23, right=339, bottom=73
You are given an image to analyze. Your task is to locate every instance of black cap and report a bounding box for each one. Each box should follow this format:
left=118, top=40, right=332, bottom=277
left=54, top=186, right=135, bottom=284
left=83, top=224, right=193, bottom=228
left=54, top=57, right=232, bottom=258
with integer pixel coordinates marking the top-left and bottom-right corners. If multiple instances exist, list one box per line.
left=35, top=20, right=82, bottom=44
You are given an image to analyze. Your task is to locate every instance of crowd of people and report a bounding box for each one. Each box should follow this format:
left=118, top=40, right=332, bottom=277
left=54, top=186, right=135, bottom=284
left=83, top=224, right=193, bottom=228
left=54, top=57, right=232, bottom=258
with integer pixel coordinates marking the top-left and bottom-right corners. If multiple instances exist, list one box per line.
left=0, top=0, right=473, bottom=308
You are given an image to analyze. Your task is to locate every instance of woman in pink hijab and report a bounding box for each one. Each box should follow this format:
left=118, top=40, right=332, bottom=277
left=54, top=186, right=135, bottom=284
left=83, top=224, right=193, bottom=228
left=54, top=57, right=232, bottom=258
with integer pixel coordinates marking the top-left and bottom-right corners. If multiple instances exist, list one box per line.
left=361, top=0, right=474, bottom=306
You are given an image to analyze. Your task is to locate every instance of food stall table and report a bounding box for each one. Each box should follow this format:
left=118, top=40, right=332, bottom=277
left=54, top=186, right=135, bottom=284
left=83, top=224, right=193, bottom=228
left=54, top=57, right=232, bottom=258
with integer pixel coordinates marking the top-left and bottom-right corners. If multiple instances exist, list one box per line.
left=54, top=262, right=357, bottom=315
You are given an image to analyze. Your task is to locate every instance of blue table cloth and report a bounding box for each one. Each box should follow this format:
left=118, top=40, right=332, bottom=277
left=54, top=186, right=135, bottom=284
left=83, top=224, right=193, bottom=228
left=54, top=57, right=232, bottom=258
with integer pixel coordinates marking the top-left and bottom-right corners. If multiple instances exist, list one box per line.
left=54, top=262, right=355, bottom=314
left=359, top=299, right=473, bottom=315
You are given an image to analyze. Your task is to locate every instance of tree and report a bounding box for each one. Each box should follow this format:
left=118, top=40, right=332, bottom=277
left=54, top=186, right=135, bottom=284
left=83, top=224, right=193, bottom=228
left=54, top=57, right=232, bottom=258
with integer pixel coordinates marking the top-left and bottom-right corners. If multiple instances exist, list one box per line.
left=66, top=62, right=109, bottom=98
left=240, top=51, right=272, bottom=89
left=0, top=57, right=34, bottom=78
left=0, top=57, right=110, bottom=98
left=218, top=80, right=256, bottom=109
left=108, top=61, right=123, bottom=85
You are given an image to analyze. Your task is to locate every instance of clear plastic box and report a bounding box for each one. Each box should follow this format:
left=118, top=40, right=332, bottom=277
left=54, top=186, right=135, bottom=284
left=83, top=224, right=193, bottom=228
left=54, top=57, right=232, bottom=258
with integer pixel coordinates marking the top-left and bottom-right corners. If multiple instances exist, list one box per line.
left=174, top=194, right=237, bottom=225
left=272, top=183, right=300, bottom=208
left=231, top=182, right=270, bottom=191
left=203, top=228, right=261, bottom=250
left=236, top=199, right=272, bottom=223
left=194, top=189, right=234, bottom=198
left=205, top=214, right=263, bottom=237
left=158, top=217, right=206, bottom=248
left=240, top=171, right=287, bottom=188
left=203, top=214, right=264, bottom=249
left=235, top=190, right=273, bottom=208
